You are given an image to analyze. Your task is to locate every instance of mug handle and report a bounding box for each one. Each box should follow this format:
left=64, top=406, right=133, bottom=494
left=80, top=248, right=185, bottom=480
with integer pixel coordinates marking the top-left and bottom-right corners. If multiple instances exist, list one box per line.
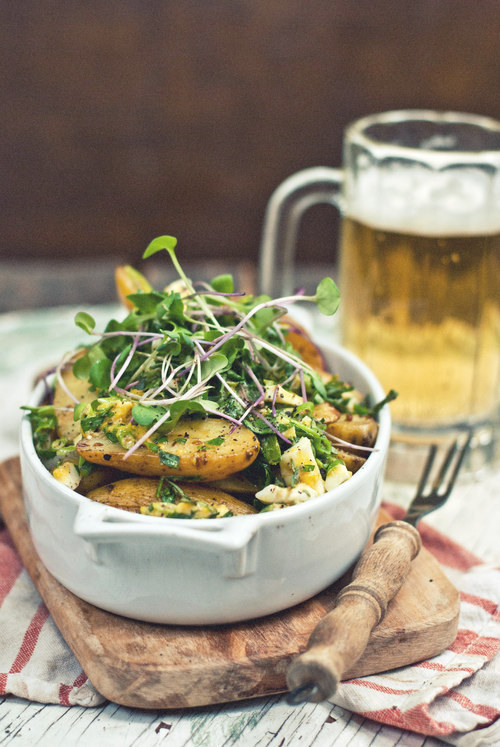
left=259, top=166, right=344, bottom=297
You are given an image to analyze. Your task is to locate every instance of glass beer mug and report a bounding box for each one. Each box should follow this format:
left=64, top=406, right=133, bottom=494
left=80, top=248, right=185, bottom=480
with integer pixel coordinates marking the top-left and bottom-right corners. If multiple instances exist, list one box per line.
left=260, top=110, right=500, bottom=443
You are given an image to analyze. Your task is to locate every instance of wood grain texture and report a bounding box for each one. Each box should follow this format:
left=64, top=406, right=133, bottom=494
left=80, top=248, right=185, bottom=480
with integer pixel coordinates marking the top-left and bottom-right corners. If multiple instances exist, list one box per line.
left=1, top=1, right=499, bottom=267
left=286, top=521, right=423, bottom=699
left=0, top=457, right=459, bottom=709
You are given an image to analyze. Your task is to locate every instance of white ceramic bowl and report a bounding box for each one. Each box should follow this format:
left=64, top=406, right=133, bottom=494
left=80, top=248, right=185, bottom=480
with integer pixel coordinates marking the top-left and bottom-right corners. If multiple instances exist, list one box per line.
left=20, top=341, right=391, bottom=625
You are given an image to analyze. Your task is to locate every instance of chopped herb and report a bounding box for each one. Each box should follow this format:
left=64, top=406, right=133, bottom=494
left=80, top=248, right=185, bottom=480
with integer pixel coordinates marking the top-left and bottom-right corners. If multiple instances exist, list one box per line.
left=103, top=430, right=120, bottom=444
left=21, top=406, right=59, bottom=459
left=260, top=434, right=282, bottom=465
left=80, top=413, right=109, bottom=432
left=156, top=477, right=189, bottom=503
left=290, top=462, right=301, bottom=487
left=358, top=389, right=399, bottom=417
left=158, top=451, right=180, bottom=469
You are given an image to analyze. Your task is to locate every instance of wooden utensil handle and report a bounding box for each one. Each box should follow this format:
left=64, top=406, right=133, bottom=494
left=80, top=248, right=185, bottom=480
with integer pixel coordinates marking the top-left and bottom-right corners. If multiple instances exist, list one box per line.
left=286, top=520, right=422, bottom=702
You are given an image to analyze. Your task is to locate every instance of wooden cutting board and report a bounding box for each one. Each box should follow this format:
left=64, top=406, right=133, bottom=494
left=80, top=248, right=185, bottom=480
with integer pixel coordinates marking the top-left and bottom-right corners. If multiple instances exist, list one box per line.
left=0, top=457, right=459, bottom=709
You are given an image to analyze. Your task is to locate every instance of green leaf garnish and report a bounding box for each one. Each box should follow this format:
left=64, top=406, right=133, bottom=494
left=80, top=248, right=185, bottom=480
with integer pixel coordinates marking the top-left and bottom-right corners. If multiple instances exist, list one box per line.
left=158, top=451, right=180, bottom=469
left=132, top=403, right=167, bottom=427
left=210, top=274, right=234, bottom=293
left=206, top=436, right=225, bottom=446
left=314, top=277, right=341, bottom=316
left=260, top=434, right=282, bottom=465
left=143, top=235, right=178, bottom=259
left=89, top=358, right=112, bottom=389
left=156, top=477, right=189, bottom=503
left=199, top=353, right=228, bottom=381
left=21, top=405, right=59, bottom=459
left=74, top=312, right=96, bottom=334
left=127, top=291, right=166, bottom=314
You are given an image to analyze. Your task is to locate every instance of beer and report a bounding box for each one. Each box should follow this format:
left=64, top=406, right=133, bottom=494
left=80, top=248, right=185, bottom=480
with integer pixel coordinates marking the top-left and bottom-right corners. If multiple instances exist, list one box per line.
left=339, top=217, right=500, bottom=427
left=260, top=109, right=500, bottom=446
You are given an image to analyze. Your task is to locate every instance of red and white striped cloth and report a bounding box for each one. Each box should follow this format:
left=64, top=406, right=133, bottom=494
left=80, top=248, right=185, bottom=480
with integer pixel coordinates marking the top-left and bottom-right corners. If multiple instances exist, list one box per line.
left=0, top=527, right=104, bottom=707
left=334, top=505, right=500, bottom=741
left=1, top=505, right=499, bottom=739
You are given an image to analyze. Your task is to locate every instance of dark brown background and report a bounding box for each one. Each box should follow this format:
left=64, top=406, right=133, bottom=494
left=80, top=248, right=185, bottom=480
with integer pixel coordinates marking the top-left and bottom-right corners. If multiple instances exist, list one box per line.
left=1, top=1, right=499, bottom=308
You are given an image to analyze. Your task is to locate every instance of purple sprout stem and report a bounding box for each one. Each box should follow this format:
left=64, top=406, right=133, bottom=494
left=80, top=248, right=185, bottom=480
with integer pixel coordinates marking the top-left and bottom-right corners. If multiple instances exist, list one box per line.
left=299, top=369, right=307, bottom=402
left=194, top=292, right=309, bottom=363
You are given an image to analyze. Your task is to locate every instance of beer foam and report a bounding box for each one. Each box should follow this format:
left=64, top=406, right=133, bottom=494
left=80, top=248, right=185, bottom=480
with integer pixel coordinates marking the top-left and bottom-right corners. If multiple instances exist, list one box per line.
left=348, top=164, right=500, bottom=235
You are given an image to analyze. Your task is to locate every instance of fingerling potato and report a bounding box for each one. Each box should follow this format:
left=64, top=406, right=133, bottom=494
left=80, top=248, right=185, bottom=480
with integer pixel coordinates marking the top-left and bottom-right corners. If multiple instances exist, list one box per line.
left=312, top=401, right=341, bottom=425
left=87, top=477, right=257, bottom=517
left=206, top=473, right=258, bottom=495
left=326, top=414, right=378, bottom=448
left=77, top=466, right=124, bottom=495
left=115, top=265, right=153, bottom=309
left=52, top=461, right=122, bottom=494
left=76, top=417, right=260, bottom=481
left=334, top=448, right=367, bottom=474
left=285, top=330, right=328, bottom=371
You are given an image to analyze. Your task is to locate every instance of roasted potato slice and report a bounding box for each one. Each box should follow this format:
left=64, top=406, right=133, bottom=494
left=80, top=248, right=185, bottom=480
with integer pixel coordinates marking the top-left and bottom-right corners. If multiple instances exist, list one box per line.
left=53, top=355, right=94, bottom=441
left=76, top=417, right=260, bottom=481
left=77, top=466, right=124, bottom=495
left=52, top=461, right=123, bottom=494
left=326, top=414, right=378, bottom=448
left=312, top=401, right=341, bottom=425
left=335, top=448, right=367, bottom=474
left=285, top=330, right=327, bottom=371
left=206, top=473, right=258, bottom=495
left=87, top=477, right=257, bottom=516
left=115, top=265, right=153, bottom=310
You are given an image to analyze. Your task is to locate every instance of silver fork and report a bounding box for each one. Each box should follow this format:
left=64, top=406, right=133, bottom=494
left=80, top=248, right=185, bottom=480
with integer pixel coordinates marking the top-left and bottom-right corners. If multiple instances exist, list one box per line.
left=405, top=436, right=471, bottom=526
left=287, top=431, right=472, bottom=705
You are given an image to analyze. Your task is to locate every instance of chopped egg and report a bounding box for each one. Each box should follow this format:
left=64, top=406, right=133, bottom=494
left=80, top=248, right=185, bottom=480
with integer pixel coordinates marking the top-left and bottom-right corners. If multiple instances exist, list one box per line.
left=255, top=483, right=319, bottom=505
left=52, top=461, right=81, bottom=490
left=263, top=382, right=303, bottom=406
left=163, top=279, right=190, bottom=297
left=325, top=462, right=352, bottom=491
left=82, top=399, right=148, bottom=448
left=255, top=436, right=328, bottom=507
left=280, top=437, right=325, bottom=495
left=140, top=500, right=231, bottom=519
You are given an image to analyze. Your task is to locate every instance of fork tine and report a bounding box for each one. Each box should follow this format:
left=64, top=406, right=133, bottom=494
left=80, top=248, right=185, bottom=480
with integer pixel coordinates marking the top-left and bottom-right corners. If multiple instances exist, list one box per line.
left=431, top=440, right=458, bottom=493
left=414, top=443, right=437, bottom=498
left=405, top=431, right=472, bottom=527
left=440, top=430, right=473, bottom=496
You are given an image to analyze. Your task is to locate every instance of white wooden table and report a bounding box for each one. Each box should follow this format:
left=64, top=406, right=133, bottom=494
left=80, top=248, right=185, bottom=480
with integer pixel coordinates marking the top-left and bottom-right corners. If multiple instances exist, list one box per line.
left=1, top=305, right=499, bottom=747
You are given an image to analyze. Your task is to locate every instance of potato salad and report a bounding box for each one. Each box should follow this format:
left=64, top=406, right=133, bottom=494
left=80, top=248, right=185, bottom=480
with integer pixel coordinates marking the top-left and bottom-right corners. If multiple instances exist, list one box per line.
left=24, top=236, right=395, bottom=519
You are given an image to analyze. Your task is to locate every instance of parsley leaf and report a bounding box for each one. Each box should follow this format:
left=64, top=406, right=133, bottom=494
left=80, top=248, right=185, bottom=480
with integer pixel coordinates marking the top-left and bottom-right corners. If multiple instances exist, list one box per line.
left=158, top=451, right=180, bottom=469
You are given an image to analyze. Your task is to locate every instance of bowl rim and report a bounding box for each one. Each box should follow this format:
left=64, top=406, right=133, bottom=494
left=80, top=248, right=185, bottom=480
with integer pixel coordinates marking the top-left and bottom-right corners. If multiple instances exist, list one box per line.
left=21, top=339, right=391, bottom=530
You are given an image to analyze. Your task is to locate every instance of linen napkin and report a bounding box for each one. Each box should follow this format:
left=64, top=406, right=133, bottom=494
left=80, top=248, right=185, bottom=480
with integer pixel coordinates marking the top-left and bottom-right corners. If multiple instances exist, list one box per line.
left=333, top=505, right=500, bottom=742
left=1, top=506, right=499, bottom=741
left=0, top=526, right=104, bottom=706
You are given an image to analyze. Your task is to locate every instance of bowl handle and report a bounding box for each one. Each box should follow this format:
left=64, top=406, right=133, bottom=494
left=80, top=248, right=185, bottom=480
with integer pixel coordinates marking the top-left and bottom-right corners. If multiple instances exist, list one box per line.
left=73, top=503, right=260, bottom=578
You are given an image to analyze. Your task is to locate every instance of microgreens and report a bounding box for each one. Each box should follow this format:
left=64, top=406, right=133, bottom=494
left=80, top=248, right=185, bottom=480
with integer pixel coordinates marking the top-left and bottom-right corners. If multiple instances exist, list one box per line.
left=24, top=234, right=393, bottom=496
left=70, top=237, right=342, bottom=443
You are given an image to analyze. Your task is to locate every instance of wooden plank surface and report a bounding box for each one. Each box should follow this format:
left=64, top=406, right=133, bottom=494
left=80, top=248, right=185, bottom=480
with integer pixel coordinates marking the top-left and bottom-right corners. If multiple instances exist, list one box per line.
left=3, top=3, right=500, bottom=268
left=0, top=457, right=459, bottom=710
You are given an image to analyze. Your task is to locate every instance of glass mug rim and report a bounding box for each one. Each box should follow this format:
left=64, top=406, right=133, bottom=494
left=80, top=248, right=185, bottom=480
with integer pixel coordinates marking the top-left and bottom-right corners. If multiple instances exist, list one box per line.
left=346, top=109, right=500, bottom=163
